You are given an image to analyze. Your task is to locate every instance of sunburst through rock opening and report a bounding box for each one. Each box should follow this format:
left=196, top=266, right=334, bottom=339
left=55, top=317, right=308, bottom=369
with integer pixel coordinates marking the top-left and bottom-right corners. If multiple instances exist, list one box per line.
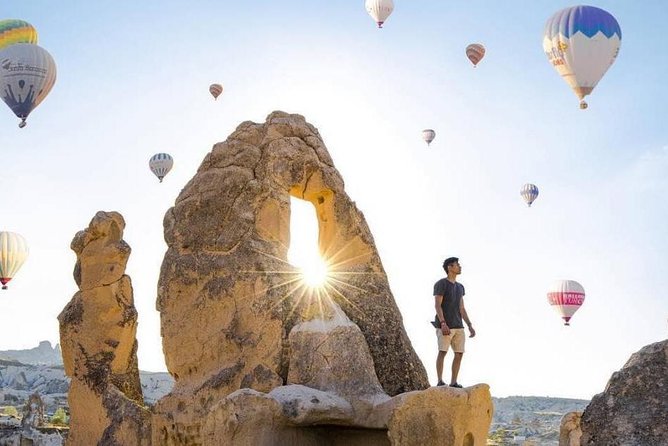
left=287, top=197, right=330, bottom=289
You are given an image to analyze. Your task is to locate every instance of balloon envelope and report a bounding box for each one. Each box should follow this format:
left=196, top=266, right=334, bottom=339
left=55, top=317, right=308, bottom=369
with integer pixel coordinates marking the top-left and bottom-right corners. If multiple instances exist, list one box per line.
left=0, top=19, right=38, bottom=50
left=0, top=232, right=28, bottom=290
left=365, top=0, right=394, bottom=28
left=149, top=153, right=174, bottom=182
left=422, top=129, right=436, bottom=146
left=466, top=43, right=485, bottom=67
left=209, top=83, right=223, bottom=100
left=520, top=183, right=539, bottom=207
left=543, top=5, right=621, bottom=109
left=0, top=43, right=57, bottom=127
left=547, top=280, right=585, bottom=326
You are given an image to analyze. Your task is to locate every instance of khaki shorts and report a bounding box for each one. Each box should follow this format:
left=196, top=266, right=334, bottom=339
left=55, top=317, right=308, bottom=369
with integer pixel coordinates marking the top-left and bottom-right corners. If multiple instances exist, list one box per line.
left=436, top=328, right=465, bottom=353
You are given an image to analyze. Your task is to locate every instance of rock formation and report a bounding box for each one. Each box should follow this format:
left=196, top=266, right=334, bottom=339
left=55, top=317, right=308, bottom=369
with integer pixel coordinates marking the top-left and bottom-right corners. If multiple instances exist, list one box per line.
left=153, top=110, right=434, bottom=441
left=579, top=339, right=668, bottom=445
left=559, top=411, right=582, bottom=446
left=58, top=211, right=151, bottom=445
left=60, top=112, right=493, bottom=445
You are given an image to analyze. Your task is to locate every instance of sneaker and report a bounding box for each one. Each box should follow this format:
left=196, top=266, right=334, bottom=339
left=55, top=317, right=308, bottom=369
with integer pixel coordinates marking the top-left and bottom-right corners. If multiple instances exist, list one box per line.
left=449, top=383, right=463, bottom=388
left=437, top=380, right=446, bottom=386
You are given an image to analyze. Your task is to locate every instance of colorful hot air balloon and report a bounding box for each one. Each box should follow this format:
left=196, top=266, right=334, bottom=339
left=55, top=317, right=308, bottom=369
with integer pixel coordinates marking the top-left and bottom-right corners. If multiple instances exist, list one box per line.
left=466, top=43, right=485, bottom=67
left=149, top=153, right=174, bottom=182
left=520, top=183, right=539, bottom=207
left=0, top=43, right=57, bottom=128
left=209, top=83, right=223, bottom=100
left=365, top=0, right=394, bottom=28
left=422, top=129, right=436, bottom=146
left=543, top=5, right=622, bottom=109
left=0, top=232, right=28, bottom=290
left=547, top=280, right=585, bottom=326
left=0, top=19, right=38, bottom=50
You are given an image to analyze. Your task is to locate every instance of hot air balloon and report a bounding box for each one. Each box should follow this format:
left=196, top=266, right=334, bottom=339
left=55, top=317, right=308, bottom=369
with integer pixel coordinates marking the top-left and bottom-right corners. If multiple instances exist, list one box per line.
left=520, top=183, right=539, bottom=207
left=543, top=5, right=621, bottom=109
left=365, top=0, right=394, bottom=28
left=209, top=83, right=223, bottom=100
left=422, top=129, right=436, bottom=146
left=0, top=232, right=28, bottom=290
left=466, top=43, right=485, bottom=67
left=0, top=43, right=57, bottom=128
left=0, top=19, right=38, bottom=50
left=149, top=153, right=174, bottom=182
left=547, top=280, right=585, bottom=326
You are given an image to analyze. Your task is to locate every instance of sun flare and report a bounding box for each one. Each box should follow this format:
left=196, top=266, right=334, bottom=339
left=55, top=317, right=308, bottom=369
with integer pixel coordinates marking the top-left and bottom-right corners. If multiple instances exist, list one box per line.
left=299, top=256, right=329, bottom=288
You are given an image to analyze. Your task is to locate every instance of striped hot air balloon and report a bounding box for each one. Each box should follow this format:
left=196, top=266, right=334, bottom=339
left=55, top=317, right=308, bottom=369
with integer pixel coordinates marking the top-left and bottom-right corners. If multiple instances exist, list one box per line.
left=520, top=183, right=539, bottom=207
left=543, top=6, right=622, bottom=109
left=0, top=232, right=29, bottom=290
left=365, top=0, right=394, bottom=28
left=547, top=280, right=585, bottom=326
left=0, top=19, right=38, bottom=51
left=466, top=43, right=485, bottom=67
left=149, top=153, right=174, bottom=182
left=209, top=83, right=223, bottom=100
left=422, top=129, right=436, bottom=146
left=0, top=43, right=57, bottom=128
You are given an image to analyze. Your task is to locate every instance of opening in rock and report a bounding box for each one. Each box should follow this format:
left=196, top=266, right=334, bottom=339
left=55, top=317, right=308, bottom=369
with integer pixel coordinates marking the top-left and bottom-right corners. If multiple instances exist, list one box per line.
left=288, top=197, right=329, bottom=288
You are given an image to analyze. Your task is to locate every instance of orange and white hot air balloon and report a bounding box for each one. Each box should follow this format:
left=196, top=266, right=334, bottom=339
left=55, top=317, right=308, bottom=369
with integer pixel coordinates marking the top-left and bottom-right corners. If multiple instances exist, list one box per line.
left=547, top=280, right=585, bottom=326
left=466, top=43, right=485, bottom=67
left=0, top=231, right=28, bottom=290
left=209, top=83, right=223, bottom=100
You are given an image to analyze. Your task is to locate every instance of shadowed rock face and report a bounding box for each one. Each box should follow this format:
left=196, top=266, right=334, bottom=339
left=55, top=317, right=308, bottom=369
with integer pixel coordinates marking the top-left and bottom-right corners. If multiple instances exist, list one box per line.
left=153, top=111, right=430, bottom=442
left=157, top=111, right=428, bottom=396
left=580, top=339, right=668, bottom=446
left=58, top=211, right=151, bottom=445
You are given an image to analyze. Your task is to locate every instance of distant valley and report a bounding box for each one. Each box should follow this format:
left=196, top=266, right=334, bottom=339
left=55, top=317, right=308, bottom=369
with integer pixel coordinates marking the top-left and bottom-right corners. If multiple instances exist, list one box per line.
left=1, top=342, right=588, bottom=445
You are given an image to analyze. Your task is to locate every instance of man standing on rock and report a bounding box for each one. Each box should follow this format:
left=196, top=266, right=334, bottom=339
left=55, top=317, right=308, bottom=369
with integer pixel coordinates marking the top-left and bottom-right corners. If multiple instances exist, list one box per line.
left=433, top=257, right=475, bottom=388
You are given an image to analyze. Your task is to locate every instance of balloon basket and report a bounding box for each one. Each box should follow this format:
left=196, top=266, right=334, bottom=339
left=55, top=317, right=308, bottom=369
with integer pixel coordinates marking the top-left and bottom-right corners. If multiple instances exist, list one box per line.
left=579, top=101, right=588, bottom=110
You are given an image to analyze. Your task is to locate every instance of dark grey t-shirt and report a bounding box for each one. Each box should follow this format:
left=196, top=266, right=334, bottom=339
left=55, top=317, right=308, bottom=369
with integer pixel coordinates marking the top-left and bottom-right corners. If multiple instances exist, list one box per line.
left=433, top=279, right=465, bottom=329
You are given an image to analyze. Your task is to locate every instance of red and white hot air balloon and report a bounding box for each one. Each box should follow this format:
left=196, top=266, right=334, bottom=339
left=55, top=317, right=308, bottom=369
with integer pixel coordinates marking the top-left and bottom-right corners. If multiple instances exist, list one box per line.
left=547, top=280, right=585, bottom=326
left=466, top=43, right=485, bottom=67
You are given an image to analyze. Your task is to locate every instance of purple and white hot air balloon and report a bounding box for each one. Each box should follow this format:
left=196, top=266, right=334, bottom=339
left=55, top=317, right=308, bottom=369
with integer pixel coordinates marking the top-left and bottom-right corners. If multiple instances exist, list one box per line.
left=543, top=5, right=622, bottom=109
left=520, top=183, right=539, bottom=207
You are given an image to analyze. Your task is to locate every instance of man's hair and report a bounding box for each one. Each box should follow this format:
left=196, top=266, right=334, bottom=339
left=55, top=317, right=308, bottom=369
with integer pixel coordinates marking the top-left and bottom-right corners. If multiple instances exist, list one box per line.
left=443, top=257, right=459, bottom=271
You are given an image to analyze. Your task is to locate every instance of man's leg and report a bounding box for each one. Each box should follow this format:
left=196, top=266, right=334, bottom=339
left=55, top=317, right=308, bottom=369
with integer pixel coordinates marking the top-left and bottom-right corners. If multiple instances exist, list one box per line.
left=451, top=352, right=463, bottom=385
left=436, top=350, right=446, bottom=384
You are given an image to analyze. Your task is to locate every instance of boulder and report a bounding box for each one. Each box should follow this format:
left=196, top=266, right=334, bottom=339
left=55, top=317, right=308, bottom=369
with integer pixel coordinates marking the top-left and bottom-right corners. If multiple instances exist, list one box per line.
left=559, top=411, right=582, bottom=446
left=580, top=339, right=668, bottom=446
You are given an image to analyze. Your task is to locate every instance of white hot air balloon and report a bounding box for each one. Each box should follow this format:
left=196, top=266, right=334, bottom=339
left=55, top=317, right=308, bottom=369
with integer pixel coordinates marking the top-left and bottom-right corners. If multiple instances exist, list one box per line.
left=149, top=153, right=174, bottom=183
left=422, top=129, right=436, bottom=146
left=0, top=232, right=28, bottom=290
left=0, top=43, right=57, bottom=128
left=365, top=0, right=394, bottom=28
left=520, top=183, right=539, bottom=207
left=543, top=6, right=622, bottom=109
left=547, top=280, right=585, bottom=326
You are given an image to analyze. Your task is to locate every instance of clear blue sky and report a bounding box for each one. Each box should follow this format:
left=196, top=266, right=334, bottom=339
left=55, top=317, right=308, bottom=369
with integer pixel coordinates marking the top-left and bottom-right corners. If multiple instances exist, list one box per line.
left=0, top=1, right=666, bottom=400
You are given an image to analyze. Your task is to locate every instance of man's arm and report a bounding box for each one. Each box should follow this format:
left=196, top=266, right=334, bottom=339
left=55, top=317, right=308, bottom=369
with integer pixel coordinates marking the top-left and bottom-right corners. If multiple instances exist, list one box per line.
left=435, top=295, right=450, bottom=335
left=460, top=298, right=476, bottom=338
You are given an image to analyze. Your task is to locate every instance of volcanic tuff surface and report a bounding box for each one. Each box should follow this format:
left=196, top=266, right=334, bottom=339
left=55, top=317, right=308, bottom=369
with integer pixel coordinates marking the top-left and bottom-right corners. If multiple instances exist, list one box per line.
left=60, top=112, right=494, bottom=445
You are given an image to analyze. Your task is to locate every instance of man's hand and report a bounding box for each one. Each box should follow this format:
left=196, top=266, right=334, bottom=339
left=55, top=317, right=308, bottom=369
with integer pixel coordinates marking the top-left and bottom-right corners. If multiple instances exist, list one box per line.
left=468, top=326, right=476, bottom=338
left=441, top=323, right=451, bottom=336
